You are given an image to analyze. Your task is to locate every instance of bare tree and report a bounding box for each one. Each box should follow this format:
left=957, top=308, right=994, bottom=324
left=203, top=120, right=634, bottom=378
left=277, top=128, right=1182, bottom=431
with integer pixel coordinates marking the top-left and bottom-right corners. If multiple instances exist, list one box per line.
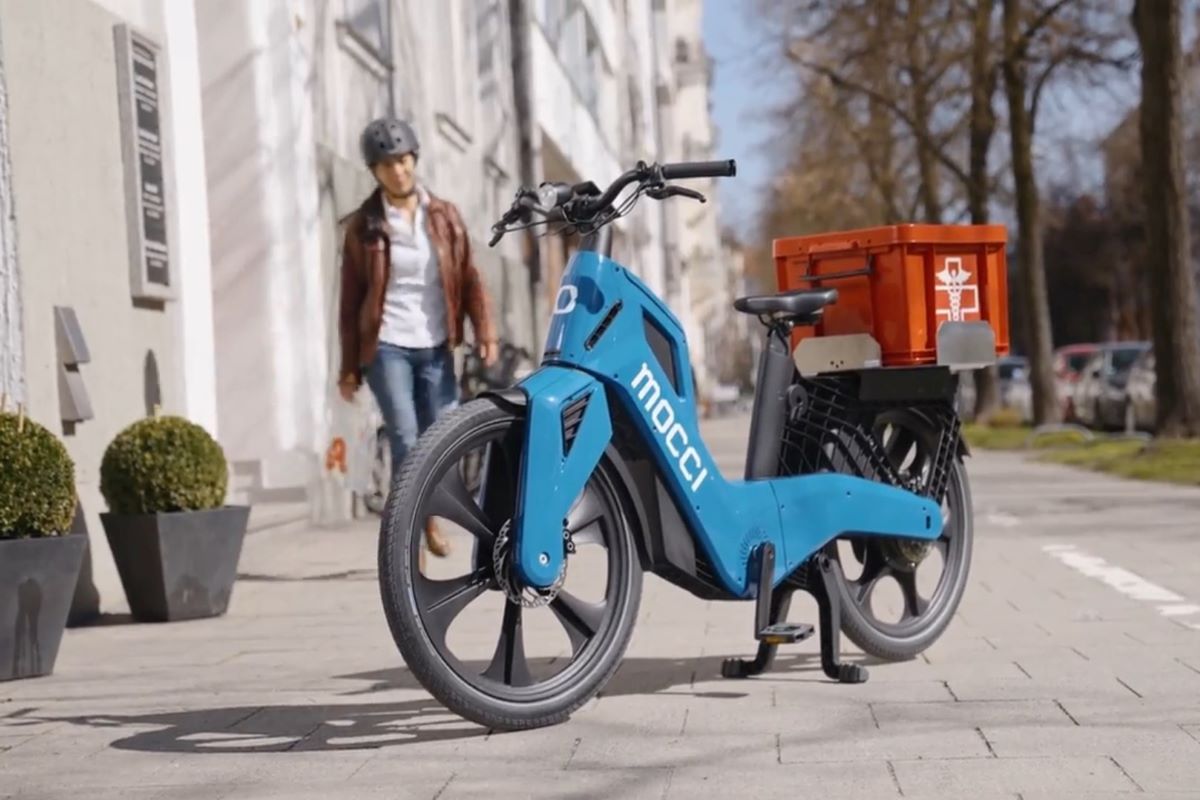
left=968, top=0, right=1003, bottom=419
left=1133, top=0, right=1200, bottom=437
left=1002, top=0, right=1059, bottom=424
left=999, top=0, right=1136, bottom=425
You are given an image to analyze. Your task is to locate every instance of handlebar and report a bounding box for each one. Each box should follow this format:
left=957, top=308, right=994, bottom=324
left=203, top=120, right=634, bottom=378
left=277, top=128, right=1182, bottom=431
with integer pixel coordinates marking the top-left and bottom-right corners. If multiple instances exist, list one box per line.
left=489, top=158, right=737, bottom=247
left=660, top=159, right=737, bottom=180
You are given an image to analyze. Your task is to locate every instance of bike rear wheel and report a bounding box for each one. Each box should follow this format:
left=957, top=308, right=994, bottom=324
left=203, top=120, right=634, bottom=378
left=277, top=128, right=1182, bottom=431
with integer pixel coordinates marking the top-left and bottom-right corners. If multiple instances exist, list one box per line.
left=378, top=398, right=642, bottom=730
left=826, top=409, right=973, bottom=660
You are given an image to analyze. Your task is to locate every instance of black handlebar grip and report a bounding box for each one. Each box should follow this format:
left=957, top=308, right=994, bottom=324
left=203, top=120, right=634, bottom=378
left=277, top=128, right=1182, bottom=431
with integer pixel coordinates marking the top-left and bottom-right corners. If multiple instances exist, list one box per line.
left=660, top=159, right=737, bottom=180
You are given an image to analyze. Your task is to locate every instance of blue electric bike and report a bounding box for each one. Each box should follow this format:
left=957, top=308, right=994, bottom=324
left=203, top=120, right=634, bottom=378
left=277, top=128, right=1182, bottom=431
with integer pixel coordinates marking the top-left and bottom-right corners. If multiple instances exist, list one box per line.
left=377, top=159, right=974, bottom=730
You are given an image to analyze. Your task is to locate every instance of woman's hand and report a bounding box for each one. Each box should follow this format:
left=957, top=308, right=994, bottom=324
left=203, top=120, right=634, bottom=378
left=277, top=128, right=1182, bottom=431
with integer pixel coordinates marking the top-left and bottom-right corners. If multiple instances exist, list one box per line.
left=338, top=376, right=358, bottom=402
left=481, top=340, right=500, bottom=367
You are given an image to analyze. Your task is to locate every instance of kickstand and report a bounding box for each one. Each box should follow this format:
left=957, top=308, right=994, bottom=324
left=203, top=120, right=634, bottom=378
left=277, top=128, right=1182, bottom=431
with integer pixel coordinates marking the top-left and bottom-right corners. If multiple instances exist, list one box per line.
left=810, top=553, right=869, bottom=684
left=721, top=590, right=793, bottom=678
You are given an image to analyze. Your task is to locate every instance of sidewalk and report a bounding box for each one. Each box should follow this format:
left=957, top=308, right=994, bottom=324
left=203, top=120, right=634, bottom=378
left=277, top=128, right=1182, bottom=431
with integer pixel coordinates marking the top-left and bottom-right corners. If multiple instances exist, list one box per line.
left=3, top=414, right=1200, bottom=798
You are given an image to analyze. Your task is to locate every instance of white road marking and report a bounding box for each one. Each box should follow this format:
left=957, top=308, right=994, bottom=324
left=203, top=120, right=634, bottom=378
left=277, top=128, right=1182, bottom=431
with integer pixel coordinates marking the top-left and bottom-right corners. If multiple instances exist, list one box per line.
left=1042, top=544, right=1198, bottom=626
left=1159, top=604, right=1200, bottom=617
left=984, top=511, right=1021, bottom=528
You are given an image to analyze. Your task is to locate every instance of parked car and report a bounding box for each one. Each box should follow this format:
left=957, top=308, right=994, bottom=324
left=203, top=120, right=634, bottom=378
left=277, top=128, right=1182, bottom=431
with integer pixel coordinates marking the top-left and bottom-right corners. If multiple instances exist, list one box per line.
left=997, top=355, right=1032, bottom=421
left=952, top=358, right=1029, bottom=422
left=1053, top=343, right=1100, bottom=421
left=1123, top=348, right=1157, bottom=432
left=1074, top=342, right=1151, bottom=430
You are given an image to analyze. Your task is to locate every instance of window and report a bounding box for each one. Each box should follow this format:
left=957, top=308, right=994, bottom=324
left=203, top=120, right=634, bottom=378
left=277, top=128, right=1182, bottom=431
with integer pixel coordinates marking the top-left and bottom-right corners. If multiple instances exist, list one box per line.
left=343, top=0, right=390, bottom=61
left=477, top=1, right=502, bottom=104
left=433, top=0, right=478, bottom=142
left=675, top=38, right=689, bottom=64
left=538, top=0, right=568, bottom=46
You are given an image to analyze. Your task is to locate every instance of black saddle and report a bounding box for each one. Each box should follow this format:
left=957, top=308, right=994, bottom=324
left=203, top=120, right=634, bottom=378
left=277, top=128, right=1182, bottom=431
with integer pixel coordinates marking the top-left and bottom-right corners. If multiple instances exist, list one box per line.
left=733, top=288, right=839, bottom=325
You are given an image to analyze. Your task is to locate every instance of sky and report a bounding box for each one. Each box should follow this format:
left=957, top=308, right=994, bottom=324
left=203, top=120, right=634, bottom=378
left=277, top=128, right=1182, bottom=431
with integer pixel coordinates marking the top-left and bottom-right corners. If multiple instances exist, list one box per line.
left=701, top=1, right=1148, bottom=237
left=702, top=0, right=788, bottom=236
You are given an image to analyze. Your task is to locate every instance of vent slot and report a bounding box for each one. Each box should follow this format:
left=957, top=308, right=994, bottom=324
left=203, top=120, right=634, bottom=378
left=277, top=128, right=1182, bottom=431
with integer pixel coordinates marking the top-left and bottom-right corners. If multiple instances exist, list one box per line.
left=585, top=301, right=623, bottom=350
left=561, top=394, right=591, bottom=456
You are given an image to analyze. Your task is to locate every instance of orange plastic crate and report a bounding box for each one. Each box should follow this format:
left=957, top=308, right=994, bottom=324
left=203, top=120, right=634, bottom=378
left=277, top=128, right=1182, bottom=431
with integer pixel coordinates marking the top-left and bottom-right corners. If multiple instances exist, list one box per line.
left=774, top=224, right=1010, bottom=367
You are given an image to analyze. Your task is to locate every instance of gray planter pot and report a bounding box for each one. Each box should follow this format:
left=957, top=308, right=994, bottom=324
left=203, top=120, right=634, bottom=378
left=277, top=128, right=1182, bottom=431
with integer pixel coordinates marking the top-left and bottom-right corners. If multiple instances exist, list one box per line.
left=0, top=533, right=87, bottom=681
left=100, top=506, right=250, bottom=622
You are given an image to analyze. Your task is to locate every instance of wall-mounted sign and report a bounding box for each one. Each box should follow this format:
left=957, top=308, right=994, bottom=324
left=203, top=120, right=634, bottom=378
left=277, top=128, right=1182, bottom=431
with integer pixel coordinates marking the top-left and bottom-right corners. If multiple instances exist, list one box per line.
left=114, top=24, right=174, bottom=302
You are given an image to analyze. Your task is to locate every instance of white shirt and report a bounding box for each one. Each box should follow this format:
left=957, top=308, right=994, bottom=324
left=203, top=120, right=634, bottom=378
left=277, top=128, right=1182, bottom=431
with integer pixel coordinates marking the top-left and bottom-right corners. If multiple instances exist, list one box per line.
left=378, top=188, right=448, bottom=349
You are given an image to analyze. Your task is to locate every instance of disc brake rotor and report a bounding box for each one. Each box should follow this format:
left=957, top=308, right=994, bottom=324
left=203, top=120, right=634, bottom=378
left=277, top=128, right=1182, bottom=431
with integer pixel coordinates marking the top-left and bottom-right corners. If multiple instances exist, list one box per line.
left=491, top=520, right=568, bottom=608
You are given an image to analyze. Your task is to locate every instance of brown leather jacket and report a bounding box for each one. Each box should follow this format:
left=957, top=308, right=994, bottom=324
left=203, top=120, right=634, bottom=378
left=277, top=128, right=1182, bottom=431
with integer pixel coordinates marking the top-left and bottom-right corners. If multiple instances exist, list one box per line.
left=337, top=188, right=496, bottom=387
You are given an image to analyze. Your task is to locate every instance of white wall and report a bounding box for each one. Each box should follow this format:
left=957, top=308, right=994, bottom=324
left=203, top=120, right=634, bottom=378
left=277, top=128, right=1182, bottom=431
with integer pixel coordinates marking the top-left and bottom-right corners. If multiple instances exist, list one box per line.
left=94, top=0, right=217, bottom=439
left=666, top=0, right=727, bottom=393
left=3, top=0, right=210, bottom=613
left=622, top=0, right=668, bottom=296
left=531, top=22, right=621, bottom=188
left=197, top=0, right=531, bottom=505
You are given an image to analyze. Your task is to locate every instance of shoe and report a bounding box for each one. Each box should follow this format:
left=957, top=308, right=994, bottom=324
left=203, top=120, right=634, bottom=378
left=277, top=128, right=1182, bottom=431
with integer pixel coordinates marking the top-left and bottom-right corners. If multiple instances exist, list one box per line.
left=425, top=519, right=452, bottom=558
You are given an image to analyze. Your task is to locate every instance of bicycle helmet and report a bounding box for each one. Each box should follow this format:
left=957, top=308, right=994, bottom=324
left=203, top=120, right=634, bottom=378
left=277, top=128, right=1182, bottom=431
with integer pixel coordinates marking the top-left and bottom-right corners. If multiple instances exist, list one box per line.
left=360, top=118, right=420, bottom=167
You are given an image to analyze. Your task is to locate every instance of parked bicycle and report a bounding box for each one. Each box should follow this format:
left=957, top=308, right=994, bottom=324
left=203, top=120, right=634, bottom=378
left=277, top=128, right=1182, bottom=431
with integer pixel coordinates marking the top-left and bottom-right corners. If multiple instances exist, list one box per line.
left=376, top=159, right=990, bottom=730
left=361, top=341, right=535, bottom=516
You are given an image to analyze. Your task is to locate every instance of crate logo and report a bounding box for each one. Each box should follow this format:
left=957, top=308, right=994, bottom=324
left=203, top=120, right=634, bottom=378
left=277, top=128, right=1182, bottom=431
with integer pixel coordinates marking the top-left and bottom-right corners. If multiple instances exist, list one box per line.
left=935, top=257, right=980, bottom=324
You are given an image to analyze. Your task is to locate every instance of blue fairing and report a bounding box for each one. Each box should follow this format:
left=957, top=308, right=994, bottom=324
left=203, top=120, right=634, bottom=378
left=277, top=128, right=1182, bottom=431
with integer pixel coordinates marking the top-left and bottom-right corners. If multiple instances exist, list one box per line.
left=513, top=250, right=943, bottom=596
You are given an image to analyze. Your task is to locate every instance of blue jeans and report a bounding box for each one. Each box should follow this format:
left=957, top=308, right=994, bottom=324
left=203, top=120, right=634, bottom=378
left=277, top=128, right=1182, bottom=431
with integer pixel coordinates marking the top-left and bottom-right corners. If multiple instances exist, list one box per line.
left=365, top=342, right=459, bottom=471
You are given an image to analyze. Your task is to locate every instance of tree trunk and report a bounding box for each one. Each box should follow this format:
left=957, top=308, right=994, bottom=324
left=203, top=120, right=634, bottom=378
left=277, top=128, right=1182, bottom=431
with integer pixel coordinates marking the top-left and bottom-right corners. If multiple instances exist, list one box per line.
left=968, top=0, right=1001, bottom=420
left=867, top=0, right=901, bottom=223
left=906, top=0, right=943, bottom=223
left=1134, top=0, right=1200, bottom=437
left=1002, top=0, right=1059, bottom=425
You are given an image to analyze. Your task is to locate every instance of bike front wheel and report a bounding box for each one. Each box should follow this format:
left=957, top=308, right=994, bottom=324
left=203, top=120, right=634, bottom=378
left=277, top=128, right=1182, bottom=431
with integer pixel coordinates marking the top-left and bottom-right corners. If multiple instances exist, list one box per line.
left=377, top=398, right=642, bottom=730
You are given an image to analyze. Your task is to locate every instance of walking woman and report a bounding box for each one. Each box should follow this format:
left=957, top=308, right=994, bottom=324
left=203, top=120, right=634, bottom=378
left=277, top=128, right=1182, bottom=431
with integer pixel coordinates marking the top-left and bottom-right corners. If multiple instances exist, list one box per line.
left=337, top=118, right=499, bottom=560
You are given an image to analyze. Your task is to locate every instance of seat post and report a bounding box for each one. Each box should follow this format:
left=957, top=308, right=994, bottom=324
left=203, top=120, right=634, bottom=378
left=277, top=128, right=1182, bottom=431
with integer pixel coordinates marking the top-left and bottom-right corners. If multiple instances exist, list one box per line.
left=744, top=320, right=795, bottom=480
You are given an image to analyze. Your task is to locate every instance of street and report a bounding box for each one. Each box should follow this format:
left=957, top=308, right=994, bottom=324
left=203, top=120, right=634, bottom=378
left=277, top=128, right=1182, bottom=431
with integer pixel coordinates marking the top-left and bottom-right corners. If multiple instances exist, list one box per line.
left=3, top=413, right=1200, bottom=799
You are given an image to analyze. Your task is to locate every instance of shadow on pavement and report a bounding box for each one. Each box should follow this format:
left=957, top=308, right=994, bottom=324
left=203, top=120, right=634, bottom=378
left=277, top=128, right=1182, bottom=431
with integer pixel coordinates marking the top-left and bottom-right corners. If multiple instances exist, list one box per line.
left=41, top=650, right=888, bottom=754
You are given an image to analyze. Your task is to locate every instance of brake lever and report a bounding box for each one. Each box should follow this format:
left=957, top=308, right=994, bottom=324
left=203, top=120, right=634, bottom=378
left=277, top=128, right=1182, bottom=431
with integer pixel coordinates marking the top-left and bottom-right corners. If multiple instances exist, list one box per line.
left=646, top=185, right=707, bottom=203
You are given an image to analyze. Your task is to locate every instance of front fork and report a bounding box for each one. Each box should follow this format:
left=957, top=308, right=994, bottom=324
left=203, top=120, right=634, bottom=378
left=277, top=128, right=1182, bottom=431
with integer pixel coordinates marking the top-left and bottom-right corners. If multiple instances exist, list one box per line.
left=510, top=366, right=612, bottom=587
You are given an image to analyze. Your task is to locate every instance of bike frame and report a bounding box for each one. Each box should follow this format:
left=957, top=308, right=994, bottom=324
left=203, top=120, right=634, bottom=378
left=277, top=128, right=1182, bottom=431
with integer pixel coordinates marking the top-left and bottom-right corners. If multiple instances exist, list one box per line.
left=506, top=234, right=943, bottom=596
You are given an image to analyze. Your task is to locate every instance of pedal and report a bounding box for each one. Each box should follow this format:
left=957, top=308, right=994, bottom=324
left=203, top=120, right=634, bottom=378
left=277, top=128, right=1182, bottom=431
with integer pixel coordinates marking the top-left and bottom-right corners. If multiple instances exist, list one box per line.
left=757, top=622, right=813, bottom=645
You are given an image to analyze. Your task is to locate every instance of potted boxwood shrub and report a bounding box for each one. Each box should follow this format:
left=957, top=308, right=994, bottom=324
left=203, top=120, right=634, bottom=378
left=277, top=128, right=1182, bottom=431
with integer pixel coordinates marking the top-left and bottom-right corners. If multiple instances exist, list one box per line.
left=99, top=414, right=249, bottom=622
left=0, top=409, right=86, bottom=681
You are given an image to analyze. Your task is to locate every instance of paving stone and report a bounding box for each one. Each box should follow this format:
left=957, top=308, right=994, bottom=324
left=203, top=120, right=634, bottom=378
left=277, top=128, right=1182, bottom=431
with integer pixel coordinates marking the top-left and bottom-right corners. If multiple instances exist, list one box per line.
left=944, top=675, right=1141, bottom=703
left=1056, top=696, right=1200, bottom=727
left=444, top=768, right=670, bottom=800
left=1108, top=752, right=1200, bottom=793
left=871, top=698, right=1072, bottom=730
left=1021, top=794, right=1200, bottom=800
left=664, top=763, right=900, bottom=799
left=780, top=726, right=990, bottom=762
left=981, top=723, right=1200, bottom=758
left=891, top=755, right=1137, bottom=795
left=568, top=732, right=779, bottom=771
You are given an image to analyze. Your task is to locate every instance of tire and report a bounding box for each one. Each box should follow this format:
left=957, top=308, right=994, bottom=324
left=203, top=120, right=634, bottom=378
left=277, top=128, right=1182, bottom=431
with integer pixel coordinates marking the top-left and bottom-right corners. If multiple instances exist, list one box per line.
left=378, top=398, right=642, bottom=731
left=825, top=409, right=974, bottom=661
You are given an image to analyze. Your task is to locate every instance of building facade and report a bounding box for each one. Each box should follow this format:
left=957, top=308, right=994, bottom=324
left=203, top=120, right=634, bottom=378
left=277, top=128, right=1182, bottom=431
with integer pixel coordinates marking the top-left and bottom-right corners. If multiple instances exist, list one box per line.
left=194, top=0, right=531, bottom=512
left=661, top=0, right=729, bottom=397
left=0, top=0, right=216, bottom=617
left=0, top=0, right=732, bottom=613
